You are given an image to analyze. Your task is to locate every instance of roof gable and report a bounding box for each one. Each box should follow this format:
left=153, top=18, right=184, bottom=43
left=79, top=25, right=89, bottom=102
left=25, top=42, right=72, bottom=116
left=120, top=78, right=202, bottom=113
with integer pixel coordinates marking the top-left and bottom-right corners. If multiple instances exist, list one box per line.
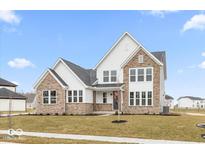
left=33, top=69, right=68, bottom=89
left=94, top=32, right=163, bottom=70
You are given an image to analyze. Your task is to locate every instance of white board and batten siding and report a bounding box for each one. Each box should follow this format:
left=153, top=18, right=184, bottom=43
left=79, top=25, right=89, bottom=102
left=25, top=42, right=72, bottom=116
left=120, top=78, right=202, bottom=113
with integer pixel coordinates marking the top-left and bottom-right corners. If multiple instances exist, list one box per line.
left=0, top=99, right=26, bottom=111
left=53, top=61, right=93, bottom=103
left=96, top=34, right=139, bottom=84
left=0, top=86, right=16, bottom=92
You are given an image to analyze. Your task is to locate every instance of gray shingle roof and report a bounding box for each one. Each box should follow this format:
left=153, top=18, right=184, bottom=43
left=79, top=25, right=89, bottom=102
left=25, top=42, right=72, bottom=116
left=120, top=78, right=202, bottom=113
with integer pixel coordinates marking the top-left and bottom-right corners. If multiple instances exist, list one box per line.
left=151, top=51, right=167, bottom=79
left=49, top=69, right=68, bottom=87
left=0, top=88, right=27, bottom=99
left=92, top=83, right=124, bottom=88
left=177, top=96, right=205, bottom=101
left=165, top=95, right=174, bottom=100
left=61, top=58, right=97, bottom=86
left=0, top=77, right=17, bottom=87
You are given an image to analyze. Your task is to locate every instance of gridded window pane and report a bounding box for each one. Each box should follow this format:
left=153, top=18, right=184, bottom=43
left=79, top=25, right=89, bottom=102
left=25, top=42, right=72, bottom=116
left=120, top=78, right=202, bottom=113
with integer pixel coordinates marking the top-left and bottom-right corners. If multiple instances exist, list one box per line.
left=103, top=92, right=107, bottom=103
left=138, top=69, right=144, bottom=81
left=103, top=71, right=109, bottom=82
left=130, top=92, right=134, bottom=106
left=68, top=91, right=72, bottom=102
left=73, top=90, right=78, bottom=102
left=43, top=98, right=49, bottom=104
left=136, top=92, right=140, bottom=106
left=111, top=70, right=117, bottom=82
left=79, top=90, right=83, bottom=102
left=148, top=91, right=152, bottom=106
left=130, top=69, right=136, bottom=82
left=43, top=91, right=49, bottom=104
left=138, top=55, right=144, bottom=63
left=141, top=92, right=146, bottom=106
left=50, top=91, right=56, bottom=104
left=146, top=68, right=152, bottom=81
left=43, top=91, right=49, bottom=97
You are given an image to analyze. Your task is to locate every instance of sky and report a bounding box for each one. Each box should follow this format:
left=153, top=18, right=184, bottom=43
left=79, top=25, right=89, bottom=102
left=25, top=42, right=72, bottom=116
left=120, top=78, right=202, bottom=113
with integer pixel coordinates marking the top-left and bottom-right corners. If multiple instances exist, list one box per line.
left=0, top=10, right=205, bottom=100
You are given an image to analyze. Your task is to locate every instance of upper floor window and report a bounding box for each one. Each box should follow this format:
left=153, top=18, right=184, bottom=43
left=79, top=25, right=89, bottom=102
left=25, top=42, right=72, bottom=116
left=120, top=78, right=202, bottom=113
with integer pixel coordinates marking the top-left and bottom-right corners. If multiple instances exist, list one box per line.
left=103, top=71, right=109, bottom=82
left=130, top=69, right=136, bottom=82
left=103, top=92, right=107, bottom=103
left=138, top=69, right=144, bottom=82
left=138, top=55, right=144, bottom=63
left=146, top=68, right=152, bottom=81
left=43, top=90, right=57, bottom=104
left=111, top=70, right=117, bottom=82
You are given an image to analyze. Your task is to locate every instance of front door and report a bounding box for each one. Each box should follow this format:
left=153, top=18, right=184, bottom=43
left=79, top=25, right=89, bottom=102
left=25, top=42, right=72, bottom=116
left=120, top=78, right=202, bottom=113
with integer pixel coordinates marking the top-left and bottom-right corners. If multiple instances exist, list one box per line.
left=113, top=91, right=119, bottom=110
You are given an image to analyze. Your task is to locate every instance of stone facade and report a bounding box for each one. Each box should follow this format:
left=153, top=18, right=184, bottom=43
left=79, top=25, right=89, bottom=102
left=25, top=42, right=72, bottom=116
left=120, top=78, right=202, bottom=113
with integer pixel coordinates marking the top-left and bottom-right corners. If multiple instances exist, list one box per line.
left=94, top=104, right=113, bottom=111
left=122, top=49, right=161, bottom=114
left=36, top=73, right=66, bottom=115
left=65, top=103, right=93, bottom=115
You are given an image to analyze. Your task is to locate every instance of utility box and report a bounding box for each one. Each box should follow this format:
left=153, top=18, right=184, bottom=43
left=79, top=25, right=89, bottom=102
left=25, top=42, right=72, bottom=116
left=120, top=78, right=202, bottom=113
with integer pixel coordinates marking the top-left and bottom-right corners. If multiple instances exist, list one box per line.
left=163, top=106, right=170, bottom=114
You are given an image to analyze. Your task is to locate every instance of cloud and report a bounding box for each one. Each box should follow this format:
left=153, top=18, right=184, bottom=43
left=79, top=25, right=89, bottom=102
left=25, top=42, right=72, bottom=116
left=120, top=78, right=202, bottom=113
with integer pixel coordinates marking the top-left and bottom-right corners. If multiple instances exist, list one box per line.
left=0, top=10, right=21, bottom=25
left=199, top=61, right=205, bottom=69
left=146, top=10, right=178, bottom=18
left=202, top=52, right=205, bottom=57
left=182, top=14, right=205, bottom=32
left=8, top=58, right=35, bottom=69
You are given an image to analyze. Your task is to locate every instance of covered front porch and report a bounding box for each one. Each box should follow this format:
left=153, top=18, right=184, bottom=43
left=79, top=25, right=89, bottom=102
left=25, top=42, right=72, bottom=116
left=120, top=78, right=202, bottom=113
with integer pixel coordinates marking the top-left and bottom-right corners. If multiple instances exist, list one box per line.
left=92, top=83, right=124, bottom=112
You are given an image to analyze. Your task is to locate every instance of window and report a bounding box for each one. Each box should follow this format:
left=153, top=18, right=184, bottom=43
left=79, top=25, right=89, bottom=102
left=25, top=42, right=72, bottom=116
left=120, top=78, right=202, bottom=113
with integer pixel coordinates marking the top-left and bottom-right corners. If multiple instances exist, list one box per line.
left=68, top=91, right=72, bottom=102
left=138, top=55, right=144, bottom=63
left=79, top=90, right=83, bottom=102
left=148, top=91, right=152, bottom=106
left=130, top=69, right=136, bottom=82
left=43, top=91, right=49, bottom=104
left=111, top=70, right=117, bottom=82
left=136, top=92, right=140, bottom=106
left=130, top=92, right=134, bottom=106
left=146, top=68, right=152, bottom=81
left=103, top=71, right=109, bottom=82
left=50, top=91, right=57, bottom=104
left=103, top=92, right=107, bottom=103
left=138, top=69, right=144, bottom=81
left=141, top=92, right=146, bottom=106
left=73, top=90, right=78, bottom=102
left=43, top=90, right=56, bottom=104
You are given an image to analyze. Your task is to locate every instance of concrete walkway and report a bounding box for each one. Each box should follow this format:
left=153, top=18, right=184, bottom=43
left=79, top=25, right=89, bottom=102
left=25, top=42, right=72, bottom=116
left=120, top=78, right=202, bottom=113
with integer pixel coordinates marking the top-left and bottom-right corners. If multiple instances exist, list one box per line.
left=185, top=112, right=205, bottom=116
left=0, top=130, right=201, bottom=144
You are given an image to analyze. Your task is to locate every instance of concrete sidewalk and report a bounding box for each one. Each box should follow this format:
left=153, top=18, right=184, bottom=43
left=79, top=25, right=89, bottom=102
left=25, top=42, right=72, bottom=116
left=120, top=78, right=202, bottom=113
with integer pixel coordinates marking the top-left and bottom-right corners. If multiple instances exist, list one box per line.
left=0, top=130, right=201, bottom=144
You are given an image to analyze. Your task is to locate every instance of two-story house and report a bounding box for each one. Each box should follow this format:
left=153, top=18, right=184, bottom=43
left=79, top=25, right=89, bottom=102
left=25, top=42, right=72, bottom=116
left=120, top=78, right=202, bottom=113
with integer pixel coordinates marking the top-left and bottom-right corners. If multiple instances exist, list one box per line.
left=34, top=32, right=167, bottom=115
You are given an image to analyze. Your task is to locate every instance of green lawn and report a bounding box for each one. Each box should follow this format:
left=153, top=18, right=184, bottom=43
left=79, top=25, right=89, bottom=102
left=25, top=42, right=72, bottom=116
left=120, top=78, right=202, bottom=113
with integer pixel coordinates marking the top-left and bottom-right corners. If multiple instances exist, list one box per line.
left=171, top=108, right=205, bottom=114
left=0, top=115, right=205, bottom=143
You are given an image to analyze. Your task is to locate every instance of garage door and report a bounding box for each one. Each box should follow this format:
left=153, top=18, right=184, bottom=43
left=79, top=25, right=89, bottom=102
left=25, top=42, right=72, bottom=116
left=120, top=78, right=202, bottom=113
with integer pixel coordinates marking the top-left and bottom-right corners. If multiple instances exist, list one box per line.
left=0, top=99, right=26, bottom=111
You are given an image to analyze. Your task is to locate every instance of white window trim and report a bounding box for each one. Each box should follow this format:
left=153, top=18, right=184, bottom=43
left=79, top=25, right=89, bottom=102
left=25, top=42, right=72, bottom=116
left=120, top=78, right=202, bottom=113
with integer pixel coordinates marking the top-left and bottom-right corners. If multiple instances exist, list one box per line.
left=128, top=91, right=153, bottom=107
left=66, top=90, right=84, bottom=103
left=42, top=90, right=57, bottom=105
left=103, top=92, right=107, bottom=103
left=129, top=67, right=153, bottom=83
left=110, top=70, right=117, bottom=83
left=103, top=71, right=109, bottom=82
left=138, top=55, right=144, bottom=64
left=129, top=69, right=136, bottom=82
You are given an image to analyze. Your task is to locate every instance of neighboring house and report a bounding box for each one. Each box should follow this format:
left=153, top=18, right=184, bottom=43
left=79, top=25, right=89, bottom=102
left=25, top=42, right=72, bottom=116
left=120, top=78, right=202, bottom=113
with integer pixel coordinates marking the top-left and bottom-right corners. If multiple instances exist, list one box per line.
left=24, top=93, right=36, bottom=109
left=177, top=96, right=205, bottom=109
left=165, top=95, right=174, bottom=109
left=34, top=32, right=167, bottom=115
left=0, top=77, right=27, bottom=111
